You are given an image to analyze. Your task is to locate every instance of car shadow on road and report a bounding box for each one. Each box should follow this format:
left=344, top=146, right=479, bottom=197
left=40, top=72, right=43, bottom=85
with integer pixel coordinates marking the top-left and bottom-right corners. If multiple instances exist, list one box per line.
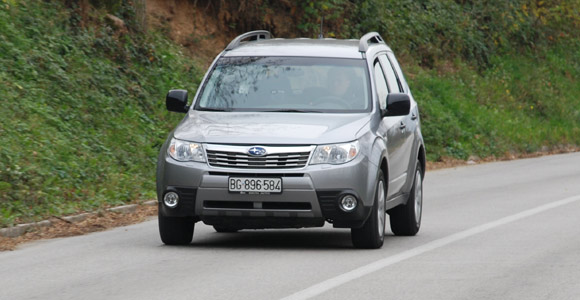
left=184, top=229, right=355, bottom=250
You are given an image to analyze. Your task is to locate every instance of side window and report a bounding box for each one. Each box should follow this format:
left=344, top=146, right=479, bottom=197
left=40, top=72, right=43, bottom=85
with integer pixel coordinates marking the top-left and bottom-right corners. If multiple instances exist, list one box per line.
left=378, top=55, right=402, bottom=93
left=373, top=60, right=389, bottom=109
left=386, top=52, right=407, bottom=93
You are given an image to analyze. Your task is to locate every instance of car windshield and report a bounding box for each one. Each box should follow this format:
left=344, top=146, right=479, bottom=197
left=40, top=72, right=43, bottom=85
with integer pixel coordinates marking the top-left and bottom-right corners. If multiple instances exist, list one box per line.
left=195, top=56, right=371, bottom=113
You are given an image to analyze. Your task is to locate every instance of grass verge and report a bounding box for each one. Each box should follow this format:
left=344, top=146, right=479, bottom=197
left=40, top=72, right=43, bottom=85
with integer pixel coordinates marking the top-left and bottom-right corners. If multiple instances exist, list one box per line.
left=0, top=0, right=578, bottom=228
left=408, top=45, right=580, bottom=161
left=0, top=1, right=200, bottom=226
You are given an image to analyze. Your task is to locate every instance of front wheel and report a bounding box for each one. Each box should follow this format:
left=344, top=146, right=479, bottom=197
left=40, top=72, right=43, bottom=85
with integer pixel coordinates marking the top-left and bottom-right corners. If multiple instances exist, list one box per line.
left=158, top=212, right=195, bottom=245
left=388, top=162, right=423, bottom=236
left=351, top=170, right=386, bottom=249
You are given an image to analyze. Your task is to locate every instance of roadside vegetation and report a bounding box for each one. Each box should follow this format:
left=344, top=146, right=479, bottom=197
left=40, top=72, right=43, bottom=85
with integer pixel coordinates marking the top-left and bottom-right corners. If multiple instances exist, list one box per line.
left=357, top=1, right=580, bottom=161
left=212, top=0, right=580, bottom=161
left=0, top=0, right=201, bottom=226
left=1, top=0, right=579, bottom=226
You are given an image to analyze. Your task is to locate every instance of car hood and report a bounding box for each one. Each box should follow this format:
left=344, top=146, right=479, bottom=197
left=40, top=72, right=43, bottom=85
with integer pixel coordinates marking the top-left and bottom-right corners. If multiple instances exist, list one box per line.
left=173, top=111, right=371, bottom=145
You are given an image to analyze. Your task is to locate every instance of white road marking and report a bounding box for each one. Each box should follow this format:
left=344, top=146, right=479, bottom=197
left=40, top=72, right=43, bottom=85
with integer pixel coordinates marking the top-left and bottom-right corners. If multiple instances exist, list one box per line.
left=281, top=194, right=580, bottom=300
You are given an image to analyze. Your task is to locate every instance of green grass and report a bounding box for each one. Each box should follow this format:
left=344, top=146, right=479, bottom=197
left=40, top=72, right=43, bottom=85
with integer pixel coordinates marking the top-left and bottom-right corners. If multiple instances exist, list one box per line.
left=0, top=0, right=579, bottom=227
left=0, top=1, right=201, bottom=226
left=410, top=44, right=580, bottom=161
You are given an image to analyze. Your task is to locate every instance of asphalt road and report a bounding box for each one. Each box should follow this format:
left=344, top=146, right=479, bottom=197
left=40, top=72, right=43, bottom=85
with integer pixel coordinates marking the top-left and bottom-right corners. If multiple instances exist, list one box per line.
left=1, top=152, right=580, bottom=300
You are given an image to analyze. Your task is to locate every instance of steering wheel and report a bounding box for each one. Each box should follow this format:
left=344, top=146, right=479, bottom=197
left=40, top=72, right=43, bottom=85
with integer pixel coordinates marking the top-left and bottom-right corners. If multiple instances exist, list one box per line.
left=312, top=95, right=351, bottom=109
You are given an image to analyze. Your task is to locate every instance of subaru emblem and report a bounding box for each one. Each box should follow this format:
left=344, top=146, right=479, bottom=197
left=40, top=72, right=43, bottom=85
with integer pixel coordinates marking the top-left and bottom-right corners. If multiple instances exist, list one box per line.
left=248, top=146, right=267, bottom=156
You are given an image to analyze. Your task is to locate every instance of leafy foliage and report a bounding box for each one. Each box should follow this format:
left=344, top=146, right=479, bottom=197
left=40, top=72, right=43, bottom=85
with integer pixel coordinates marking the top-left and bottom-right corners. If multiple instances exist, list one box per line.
left=0, top=0, right=579, bottom=226
left=411, top=45, right=580, bottom=161
left=348, top=0, right=580, bottom=67
left=0, top=0, right=200, bottom=226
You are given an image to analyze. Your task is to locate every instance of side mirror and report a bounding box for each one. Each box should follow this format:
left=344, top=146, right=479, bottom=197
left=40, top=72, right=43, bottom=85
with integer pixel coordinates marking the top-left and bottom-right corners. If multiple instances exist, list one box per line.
left=166, top=89, right=189, bottom=113
left=382, top=93, right=410, bottom=117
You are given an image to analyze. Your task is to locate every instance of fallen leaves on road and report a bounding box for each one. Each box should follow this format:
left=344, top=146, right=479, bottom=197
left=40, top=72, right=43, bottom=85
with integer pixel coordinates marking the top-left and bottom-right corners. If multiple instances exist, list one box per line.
left=0, top=205, right=157, bottom=251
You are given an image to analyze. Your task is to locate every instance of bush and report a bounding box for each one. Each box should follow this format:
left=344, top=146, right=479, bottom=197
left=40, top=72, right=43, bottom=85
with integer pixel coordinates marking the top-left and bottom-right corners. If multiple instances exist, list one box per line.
left=1, top=0, right=578, bottom=226
left=349, top=0, right=580, bottom=67
left=0, top=0, right=201, bottom=226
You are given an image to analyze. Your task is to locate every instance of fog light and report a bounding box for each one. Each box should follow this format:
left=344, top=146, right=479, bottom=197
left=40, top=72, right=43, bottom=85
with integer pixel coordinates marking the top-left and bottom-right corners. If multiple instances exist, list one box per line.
left=163, top=191, right=179, bottom=208
left=339, top=195, right=357, bottom=212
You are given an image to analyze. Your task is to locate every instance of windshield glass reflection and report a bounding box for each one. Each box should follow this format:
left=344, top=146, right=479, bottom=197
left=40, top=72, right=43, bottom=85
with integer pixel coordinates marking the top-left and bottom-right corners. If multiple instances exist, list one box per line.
left=196, top=57, right=371, bottom=113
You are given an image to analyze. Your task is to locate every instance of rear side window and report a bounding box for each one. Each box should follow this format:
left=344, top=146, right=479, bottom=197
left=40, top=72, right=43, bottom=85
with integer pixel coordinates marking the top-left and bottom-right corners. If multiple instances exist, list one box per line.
left=378, top=55, right=402, bottom=93
left=373, top=60, right=389, bottom=109
left=386, top=52, right=407, bottom=93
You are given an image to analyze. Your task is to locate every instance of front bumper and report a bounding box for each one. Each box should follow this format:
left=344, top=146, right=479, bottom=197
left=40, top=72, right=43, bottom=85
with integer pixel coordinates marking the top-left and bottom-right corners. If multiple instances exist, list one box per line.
left=157, top=154, right=375, bottom=229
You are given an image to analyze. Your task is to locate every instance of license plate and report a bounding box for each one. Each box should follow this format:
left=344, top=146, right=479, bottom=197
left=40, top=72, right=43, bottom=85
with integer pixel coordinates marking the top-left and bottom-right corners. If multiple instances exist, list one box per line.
left=228, top=177, right=282, bottom=194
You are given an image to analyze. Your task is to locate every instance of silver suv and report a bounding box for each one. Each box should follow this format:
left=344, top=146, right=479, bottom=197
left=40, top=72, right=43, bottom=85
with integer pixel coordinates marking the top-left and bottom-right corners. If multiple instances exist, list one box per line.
left=157, top=31, right=425, bottom=249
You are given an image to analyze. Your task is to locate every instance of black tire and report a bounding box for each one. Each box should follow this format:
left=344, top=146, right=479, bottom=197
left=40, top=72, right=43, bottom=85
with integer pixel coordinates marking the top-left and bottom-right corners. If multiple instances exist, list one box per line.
left=158, top=212, right=195, bottom=245
left=351, top=170, right=386, bottom=249
left=213, top=225, right=239, bottom=233
left=389, top=162, right=423, bottom=236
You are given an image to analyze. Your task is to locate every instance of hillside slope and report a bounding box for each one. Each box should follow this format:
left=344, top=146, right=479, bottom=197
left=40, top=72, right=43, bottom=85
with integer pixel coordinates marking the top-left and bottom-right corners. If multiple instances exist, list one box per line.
left=146, top=0, right=580, bottom=161
left=0, top=1, right=200, bottom=225
left=1, top=0, right=579, bottom=226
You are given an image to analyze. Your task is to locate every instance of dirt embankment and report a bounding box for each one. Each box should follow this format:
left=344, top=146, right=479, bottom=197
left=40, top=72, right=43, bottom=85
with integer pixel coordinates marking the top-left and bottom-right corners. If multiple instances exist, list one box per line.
left=146, top=0, right=227, bottom=65
left=145, top=0, right=300, bottom=66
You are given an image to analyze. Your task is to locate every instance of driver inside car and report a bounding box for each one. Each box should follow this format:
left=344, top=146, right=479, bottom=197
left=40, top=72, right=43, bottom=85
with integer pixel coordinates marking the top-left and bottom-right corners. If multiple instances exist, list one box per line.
left=326, top=68, right=365, bottom=109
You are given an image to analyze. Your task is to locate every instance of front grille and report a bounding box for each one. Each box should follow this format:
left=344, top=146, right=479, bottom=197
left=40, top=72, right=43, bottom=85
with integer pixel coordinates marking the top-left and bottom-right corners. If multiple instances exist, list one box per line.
left=262, top=202, right=311, bottom=210
left=204, top=201, right=253, bottom=209
left=206, top=148, right=311, bottom=169
left=208, top=172, right=305, bottom=177
left=204, top=201, right=311, bottom=210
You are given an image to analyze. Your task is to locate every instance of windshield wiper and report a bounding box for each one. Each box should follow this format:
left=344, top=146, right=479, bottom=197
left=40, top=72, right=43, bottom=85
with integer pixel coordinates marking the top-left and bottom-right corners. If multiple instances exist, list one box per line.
left=263, top=109, right=324, bottom=113
left=196, top=107, right=230, bottom=112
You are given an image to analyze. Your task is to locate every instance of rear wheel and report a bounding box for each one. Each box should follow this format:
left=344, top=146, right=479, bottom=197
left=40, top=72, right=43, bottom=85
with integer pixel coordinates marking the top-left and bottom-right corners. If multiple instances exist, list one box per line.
left=389, top=162, right=423, bottom=236
left=351, top=170, right=386, bottom=249
left=158, top=212, right=194, bottom=245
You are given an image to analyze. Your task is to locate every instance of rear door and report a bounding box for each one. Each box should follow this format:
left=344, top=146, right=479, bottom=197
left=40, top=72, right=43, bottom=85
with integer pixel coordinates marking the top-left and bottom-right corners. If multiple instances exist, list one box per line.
left=385, top=52, right=418, bottom=175
left=378, top=54, right=414, bottom=191
left=373, top=56, right=406, bottom=197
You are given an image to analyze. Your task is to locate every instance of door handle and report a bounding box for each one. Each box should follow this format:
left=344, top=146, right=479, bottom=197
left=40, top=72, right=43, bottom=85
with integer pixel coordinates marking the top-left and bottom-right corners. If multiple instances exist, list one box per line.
left=399, top=122, right=406, bottom=130
left=411, top=112, right=417, bottom=120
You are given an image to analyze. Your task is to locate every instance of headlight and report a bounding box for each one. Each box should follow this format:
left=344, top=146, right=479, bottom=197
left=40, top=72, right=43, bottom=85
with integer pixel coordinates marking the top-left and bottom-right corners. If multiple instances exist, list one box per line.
left=168, top=138, right=206, bottom=162
left=311, top=141, right=359, bottom=165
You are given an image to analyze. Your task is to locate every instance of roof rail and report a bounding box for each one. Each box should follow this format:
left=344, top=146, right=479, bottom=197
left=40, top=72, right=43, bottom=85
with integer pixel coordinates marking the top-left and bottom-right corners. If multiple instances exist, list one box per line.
left=225, top=30, right=272, bottom=51
left=358, top=32, right=385, bottom=52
